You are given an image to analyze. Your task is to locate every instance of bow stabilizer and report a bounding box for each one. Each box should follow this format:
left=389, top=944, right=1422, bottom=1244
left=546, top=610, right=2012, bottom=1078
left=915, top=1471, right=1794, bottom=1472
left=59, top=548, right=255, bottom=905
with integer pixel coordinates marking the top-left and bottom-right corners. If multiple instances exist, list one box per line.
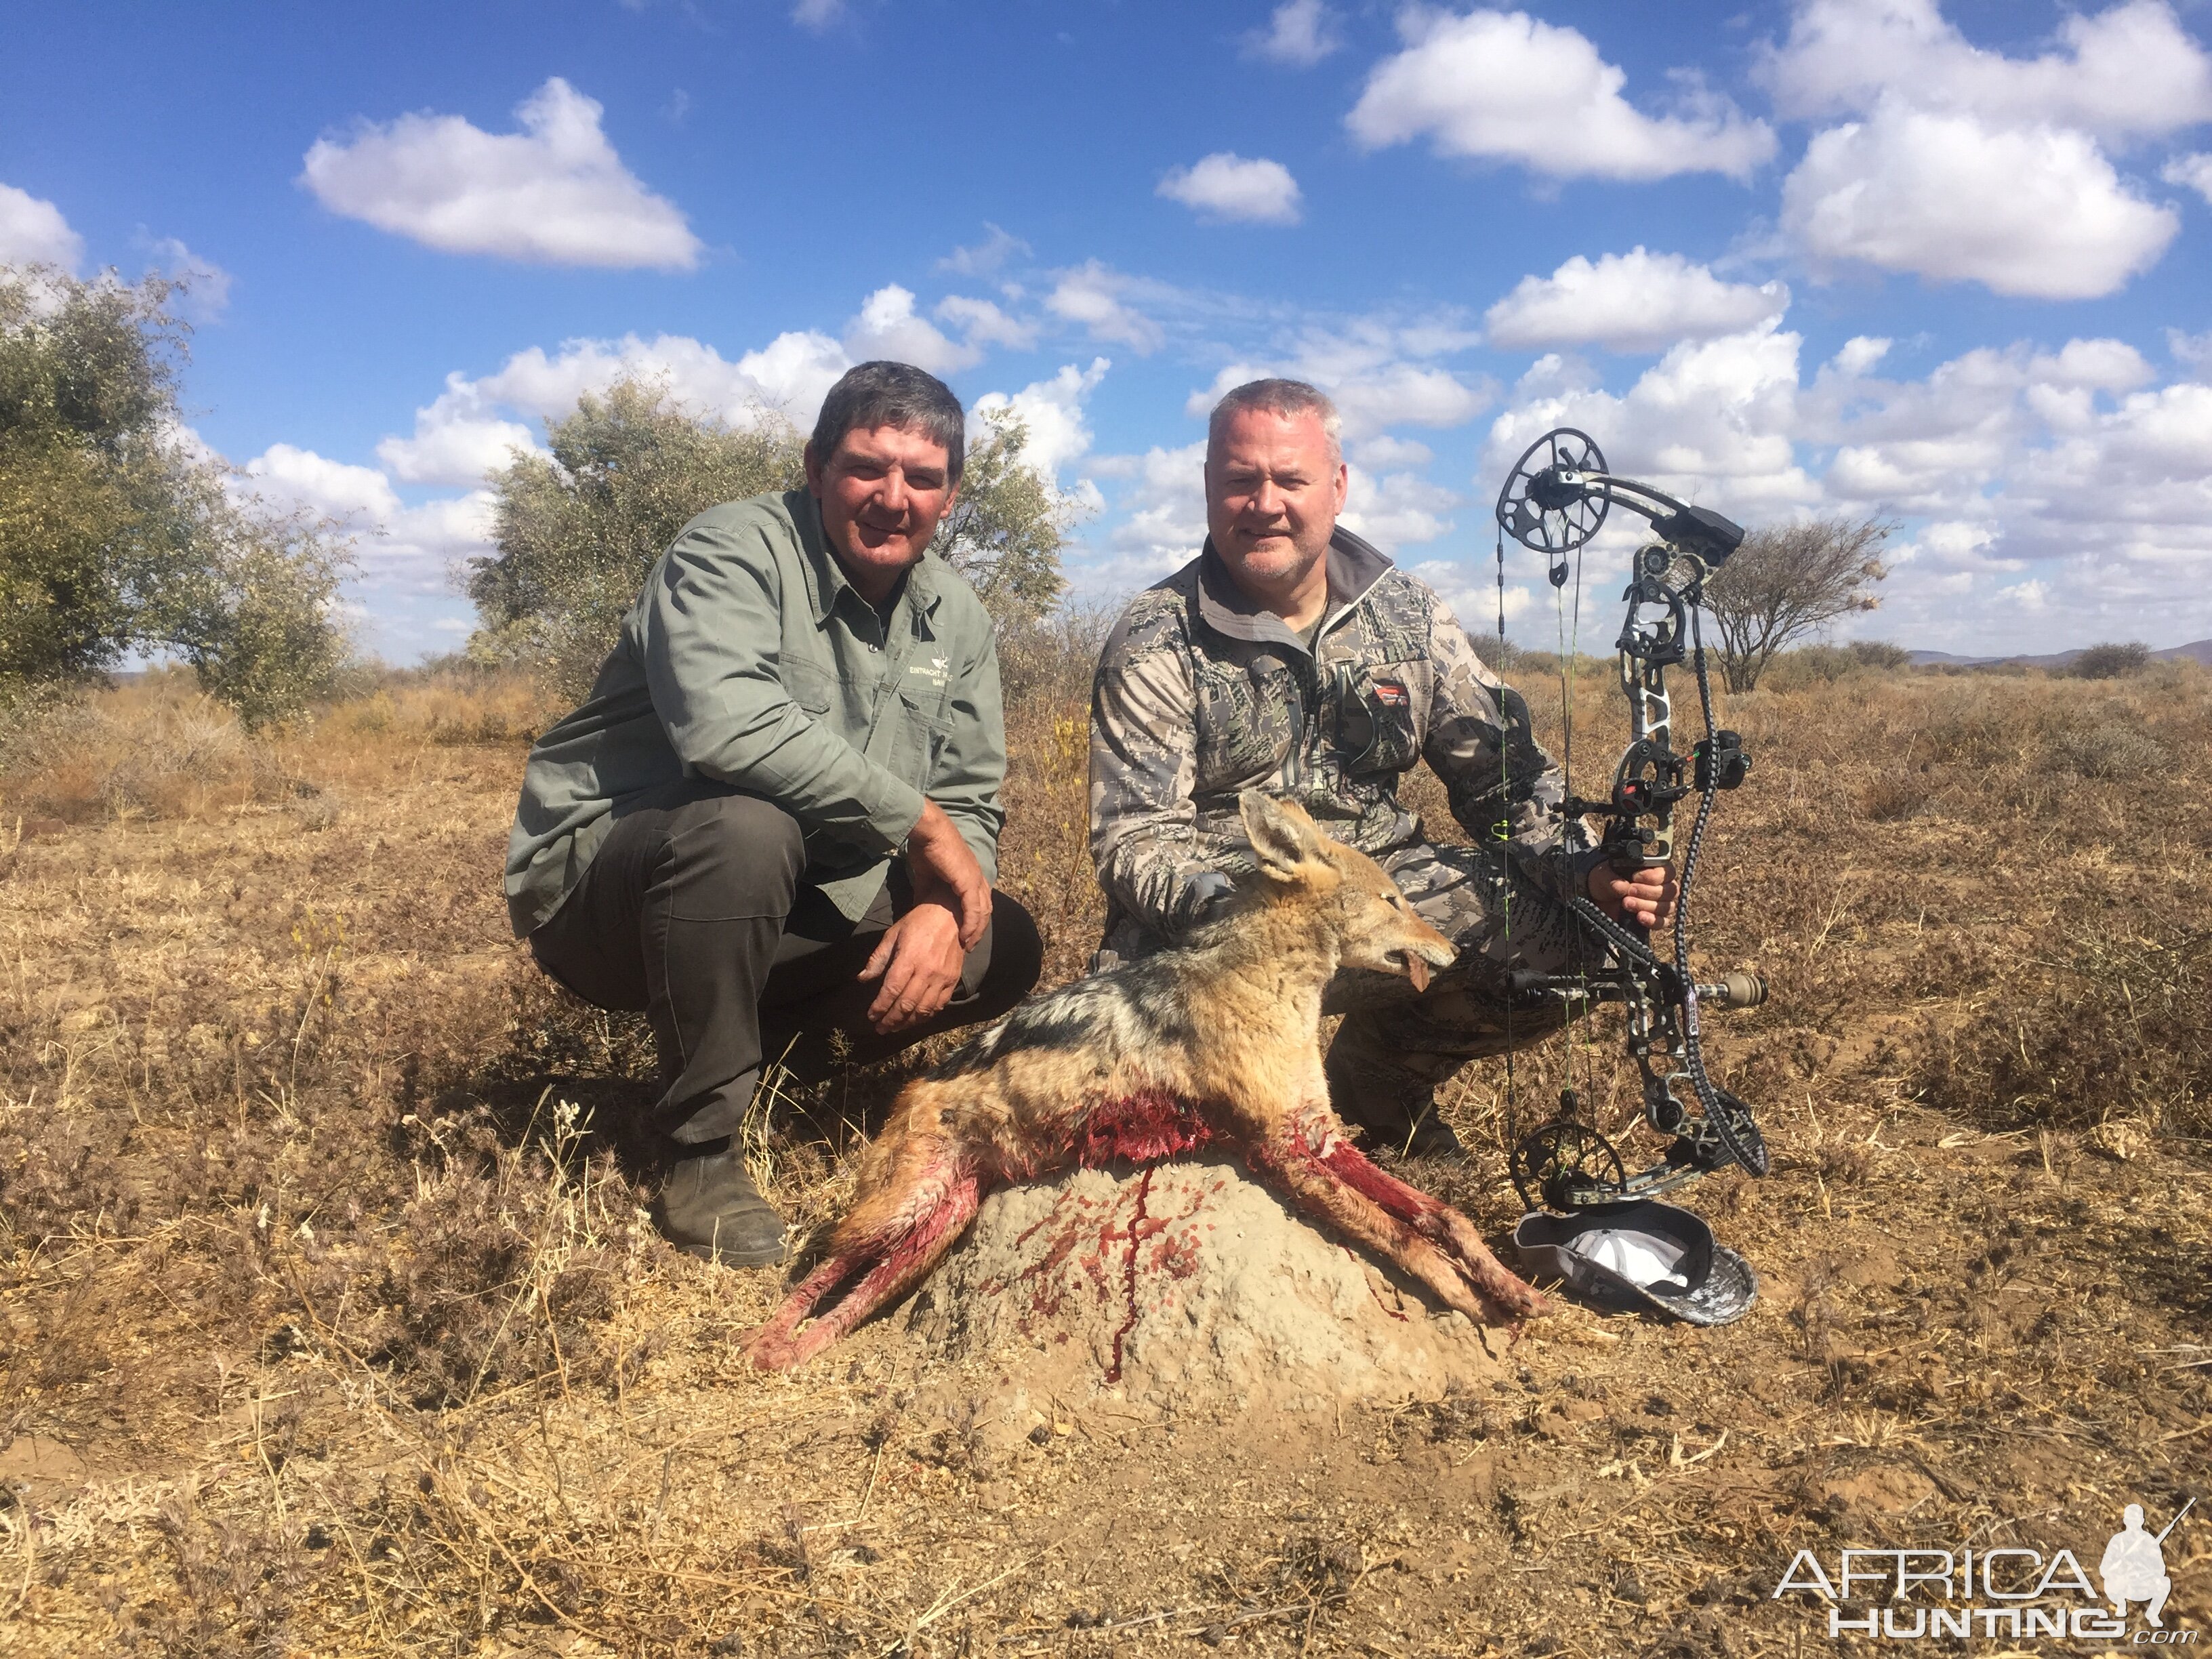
left=1491, top=430, right=1771, bottom=1210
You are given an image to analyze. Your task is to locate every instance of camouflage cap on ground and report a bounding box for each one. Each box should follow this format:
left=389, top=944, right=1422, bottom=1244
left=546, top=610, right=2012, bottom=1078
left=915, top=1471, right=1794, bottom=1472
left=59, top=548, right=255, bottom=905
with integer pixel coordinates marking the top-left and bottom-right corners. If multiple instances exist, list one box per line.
left=1513, top=1198, right=1758, bottom=1326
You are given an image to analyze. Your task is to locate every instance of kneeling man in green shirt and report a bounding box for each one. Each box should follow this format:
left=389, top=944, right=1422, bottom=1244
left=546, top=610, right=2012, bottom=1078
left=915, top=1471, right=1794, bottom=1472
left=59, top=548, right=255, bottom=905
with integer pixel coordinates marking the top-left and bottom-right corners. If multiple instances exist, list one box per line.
left=506, top=362, right=1042, bottom=1265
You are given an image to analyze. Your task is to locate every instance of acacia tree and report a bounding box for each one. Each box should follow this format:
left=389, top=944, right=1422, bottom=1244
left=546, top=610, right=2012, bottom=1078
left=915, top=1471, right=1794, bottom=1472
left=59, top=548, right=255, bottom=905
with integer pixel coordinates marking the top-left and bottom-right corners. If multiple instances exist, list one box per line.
left=0, top=266, right=350, bottom=727
left=1702, top=515, right=1891, bottom=692
left=470, top=379, right=806, bottom=697
left=470, top=378, right=1082, bottom=699
left=931, top=409, right=1073, bottom=628
left=2070, top=641, right=2150, bottom=680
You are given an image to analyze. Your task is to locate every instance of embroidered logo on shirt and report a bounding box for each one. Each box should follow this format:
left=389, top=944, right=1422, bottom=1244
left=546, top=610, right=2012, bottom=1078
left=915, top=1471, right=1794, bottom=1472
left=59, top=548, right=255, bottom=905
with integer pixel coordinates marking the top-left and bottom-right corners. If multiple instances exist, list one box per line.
left=909, top=655, right=951, bottom=688
left=1372, top=678, right=1410, bottom=708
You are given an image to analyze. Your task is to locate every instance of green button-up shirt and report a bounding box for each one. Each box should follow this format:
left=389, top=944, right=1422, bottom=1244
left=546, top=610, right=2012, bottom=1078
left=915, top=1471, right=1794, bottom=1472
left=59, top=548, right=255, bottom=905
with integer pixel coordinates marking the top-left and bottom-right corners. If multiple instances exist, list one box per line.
left=504, top=489, right=1006, bottom=937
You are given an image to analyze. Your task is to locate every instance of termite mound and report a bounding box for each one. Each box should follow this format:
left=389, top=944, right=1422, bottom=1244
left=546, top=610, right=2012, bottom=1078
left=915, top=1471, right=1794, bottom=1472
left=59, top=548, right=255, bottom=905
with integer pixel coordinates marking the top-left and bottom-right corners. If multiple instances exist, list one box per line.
left=901, top=1155, right=1504, bottom=1414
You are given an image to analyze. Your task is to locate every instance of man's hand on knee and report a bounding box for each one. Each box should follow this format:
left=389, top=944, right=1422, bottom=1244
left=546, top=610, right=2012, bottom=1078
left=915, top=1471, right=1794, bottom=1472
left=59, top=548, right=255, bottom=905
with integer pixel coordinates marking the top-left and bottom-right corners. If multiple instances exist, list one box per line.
left=859, top=901, right=967, bottom=1033
left=1587, top=859, right=1677, bottom=930
left=906, top=800, right=992, bottom=947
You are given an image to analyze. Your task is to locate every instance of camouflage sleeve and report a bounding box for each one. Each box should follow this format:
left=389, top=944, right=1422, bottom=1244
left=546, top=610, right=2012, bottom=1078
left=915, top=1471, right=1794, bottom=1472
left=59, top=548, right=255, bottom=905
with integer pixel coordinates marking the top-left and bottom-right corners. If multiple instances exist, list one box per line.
left=1087, top=605, right=1223, bottom=938
left=1420, top=592, right=1600, bottom=901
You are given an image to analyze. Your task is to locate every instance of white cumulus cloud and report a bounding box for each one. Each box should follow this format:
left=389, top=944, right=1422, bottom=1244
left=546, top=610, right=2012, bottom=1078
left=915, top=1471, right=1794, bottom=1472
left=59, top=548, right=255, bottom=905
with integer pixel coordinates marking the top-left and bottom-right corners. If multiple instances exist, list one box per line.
left=375, top=375, right=544, bottom=487
left=842, top=284, right=979, bottom=374
left=242, top=444, right=401, bottom=523
left=142, top=236, right=232, bottom=320
left=1184, top=313, right=1492, bottom=441
left=972, top=359, right=1110, bottom=481
left=2165, top=151, right=2212, bottom=203
left=1485, top=321, right=1817, bottom=521
left=1484, top=249, right=1789, bottom=353
left=1157, top=153, right=1303, bottom=225
left=1340, top=468, right=1458, bottom=552
left=1094, top=441, right=1210, bottom=584
left=935, top=294, right=1038, bottom=351
left=937, top=224, right=1029, bottom=276
left=0, top=184, right=83, bottom=269
left=1046, top=262, right=1166, bottom=354
left=300, top=78, right=701, bottom=270
left=1246, top=0, right=1340, bottom=68
left=1759, top=0, right=2212, bottom=141
left=457, top=282, right=983, bottom=436
left=1347, top=8, right=1775, bottom=182
left=1781, top=102, right=2178, bottom=300
left=1504, top=323, right=2212, bottom=644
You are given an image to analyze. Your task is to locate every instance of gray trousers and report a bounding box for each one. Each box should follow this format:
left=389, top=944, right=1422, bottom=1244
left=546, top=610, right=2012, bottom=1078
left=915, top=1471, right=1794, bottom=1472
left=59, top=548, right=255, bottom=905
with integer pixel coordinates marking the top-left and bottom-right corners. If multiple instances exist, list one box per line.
left=528, top=781, right=1042, bottom=1146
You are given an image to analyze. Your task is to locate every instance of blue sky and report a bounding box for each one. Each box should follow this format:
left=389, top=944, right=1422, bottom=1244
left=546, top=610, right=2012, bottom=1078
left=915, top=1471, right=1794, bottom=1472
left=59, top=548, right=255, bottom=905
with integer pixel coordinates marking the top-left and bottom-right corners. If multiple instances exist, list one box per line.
left=7, top=0, right=2212, bottom=659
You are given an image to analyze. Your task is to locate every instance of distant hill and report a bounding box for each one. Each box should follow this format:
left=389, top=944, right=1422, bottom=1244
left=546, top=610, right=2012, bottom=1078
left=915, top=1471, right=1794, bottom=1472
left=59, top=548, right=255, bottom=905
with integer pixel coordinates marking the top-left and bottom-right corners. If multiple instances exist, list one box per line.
left=1906, top=639, right=2212, bottom=670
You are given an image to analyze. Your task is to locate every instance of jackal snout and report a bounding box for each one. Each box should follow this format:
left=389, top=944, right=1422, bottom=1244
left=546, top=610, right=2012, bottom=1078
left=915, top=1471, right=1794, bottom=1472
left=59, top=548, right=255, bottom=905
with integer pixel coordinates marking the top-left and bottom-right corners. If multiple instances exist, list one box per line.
left=1237, top=791, right=1456, bottom=991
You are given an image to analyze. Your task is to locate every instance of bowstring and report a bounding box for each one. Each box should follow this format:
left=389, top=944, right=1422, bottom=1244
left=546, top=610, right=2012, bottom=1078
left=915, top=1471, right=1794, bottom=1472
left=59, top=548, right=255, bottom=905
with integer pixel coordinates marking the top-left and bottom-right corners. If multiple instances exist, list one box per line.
left=1554, top=531, right=1599, bottom=1130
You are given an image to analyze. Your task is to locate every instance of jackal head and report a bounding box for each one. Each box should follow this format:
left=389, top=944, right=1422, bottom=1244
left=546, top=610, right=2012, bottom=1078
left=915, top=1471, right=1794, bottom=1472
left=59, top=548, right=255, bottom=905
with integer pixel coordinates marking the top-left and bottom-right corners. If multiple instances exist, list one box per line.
left=1238, top=790, right=1458, bottom=991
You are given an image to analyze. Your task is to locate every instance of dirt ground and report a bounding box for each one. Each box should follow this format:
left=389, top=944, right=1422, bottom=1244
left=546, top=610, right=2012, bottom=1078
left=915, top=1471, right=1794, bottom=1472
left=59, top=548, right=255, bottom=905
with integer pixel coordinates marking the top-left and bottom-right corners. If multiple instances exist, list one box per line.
left=1, top=657, right=2207, bottom=1657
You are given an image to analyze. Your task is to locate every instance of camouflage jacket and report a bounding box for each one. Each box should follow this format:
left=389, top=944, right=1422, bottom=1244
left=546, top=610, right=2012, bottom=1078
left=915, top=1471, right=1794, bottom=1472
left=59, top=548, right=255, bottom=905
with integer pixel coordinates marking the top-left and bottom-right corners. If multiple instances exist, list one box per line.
left=1088, top=529, right=1595, bottom=948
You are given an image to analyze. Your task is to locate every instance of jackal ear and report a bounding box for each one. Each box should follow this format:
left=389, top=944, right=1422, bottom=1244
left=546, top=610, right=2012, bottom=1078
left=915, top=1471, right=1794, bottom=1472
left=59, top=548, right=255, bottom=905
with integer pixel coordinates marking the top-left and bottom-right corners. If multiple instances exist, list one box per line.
left=1240, top=790, right=1322, bottom=884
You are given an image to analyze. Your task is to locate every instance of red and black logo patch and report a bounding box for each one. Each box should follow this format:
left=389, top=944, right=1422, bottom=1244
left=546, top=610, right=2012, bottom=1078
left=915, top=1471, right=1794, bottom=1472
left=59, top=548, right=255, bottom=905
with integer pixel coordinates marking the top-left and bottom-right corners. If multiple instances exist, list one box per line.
left=1371, top=678, right=1410, bottom=708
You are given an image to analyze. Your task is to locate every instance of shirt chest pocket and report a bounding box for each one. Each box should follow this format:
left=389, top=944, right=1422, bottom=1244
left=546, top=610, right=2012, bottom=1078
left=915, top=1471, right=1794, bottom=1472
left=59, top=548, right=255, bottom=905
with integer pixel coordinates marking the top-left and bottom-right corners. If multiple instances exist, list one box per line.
left=1334, top=661, right=1427, bottom=775
left=1194, top=658, right=1300, bottom=787
left=890, top=687, right=954, bottom=785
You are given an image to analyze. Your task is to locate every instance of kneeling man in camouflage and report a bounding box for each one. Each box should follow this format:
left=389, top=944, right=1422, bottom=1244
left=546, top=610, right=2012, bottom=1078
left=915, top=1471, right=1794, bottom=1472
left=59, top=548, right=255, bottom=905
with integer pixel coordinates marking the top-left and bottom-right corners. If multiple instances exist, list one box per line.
left=508, top=362, right=1041, bottom=1263
left=1088, top=378, right=1671, bottom=1158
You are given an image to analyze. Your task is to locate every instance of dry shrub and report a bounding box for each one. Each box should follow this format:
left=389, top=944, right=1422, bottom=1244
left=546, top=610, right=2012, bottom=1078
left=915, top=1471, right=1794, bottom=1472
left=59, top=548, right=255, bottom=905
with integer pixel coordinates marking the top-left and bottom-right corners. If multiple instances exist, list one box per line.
left=138, top=1496, right=306, bottom=1658
left=2047, top=722, right=2169, bottom=780
left=1759, top=640, right=1913, bottom=692
left=478, top=968, right=658, bottom=1089
left=1856, top=770, right=1930, bottom=822
left=0, top=663, right=549, bottom=829
left=0, top=670, right=298, bottom=822
left=994, top=601, right=1116, bottom=711
left=369, top=1097, right=644, bottom=1404
left=1913, top=924, right=2210, bottom=1135
left=324, top=662, right=550, bottom=750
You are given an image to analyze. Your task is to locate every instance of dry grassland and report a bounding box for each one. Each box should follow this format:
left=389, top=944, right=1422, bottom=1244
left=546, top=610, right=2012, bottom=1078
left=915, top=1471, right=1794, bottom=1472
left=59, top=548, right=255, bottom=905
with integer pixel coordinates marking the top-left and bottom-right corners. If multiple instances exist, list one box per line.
left=1, top=655, right=2208, bottom=1657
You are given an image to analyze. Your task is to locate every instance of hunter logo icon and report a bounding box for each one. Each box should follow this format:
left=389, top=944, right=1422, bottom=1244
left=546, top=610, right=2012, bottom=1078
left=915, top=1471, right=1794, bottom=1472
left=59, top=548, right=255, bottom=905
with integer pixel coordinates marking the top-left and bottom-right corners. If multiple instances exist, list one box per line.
left=1771, top=1494, right=2196, bottom=1641
left=2104, top=1500, right=2190, bottom=1628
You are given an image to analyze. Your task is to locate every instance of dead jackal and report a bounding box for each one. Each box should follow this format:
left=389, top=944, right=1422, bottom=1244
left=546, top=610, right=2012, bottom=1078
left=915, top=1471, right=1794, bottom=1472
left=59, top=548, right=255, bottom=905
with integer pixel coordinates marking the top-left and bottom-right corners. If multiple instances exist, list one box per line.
left=746, top=790, right=1543, bottom=1370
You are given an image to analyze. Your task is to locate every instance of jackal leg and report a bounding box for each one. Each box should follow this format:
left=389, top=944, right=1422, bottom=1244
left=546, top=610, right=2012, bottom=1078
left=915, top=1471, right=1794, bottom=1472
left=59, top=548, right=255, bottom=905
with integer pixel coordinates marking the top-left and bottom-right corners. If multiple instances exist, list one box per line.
left=745, top=1159, right=983, bottom=1370
left=1248, top=1134, right=1542, bottom=1323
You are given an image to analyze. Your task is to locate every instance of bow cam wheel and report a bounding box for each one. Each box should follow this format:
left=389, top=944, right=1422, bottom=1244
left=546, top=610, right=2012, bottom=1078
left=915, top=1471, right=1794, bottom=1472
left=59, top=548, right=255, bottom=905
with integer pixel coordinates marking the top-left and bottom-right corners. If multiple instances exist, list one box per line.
left=1510, top=1120, right=1628, bottom=1212
left=1495, top=428, right=1611, bottom=558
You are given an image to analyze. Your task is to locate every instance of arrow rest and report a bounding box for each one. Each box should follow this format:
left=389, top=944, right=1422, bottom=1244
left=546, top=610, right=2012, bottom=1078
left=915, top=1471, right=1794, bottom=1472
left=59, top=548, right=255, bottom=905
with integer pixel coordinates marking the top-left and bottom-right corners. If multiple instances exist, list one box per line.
left=1491, top=428, right=1770, bottom=1210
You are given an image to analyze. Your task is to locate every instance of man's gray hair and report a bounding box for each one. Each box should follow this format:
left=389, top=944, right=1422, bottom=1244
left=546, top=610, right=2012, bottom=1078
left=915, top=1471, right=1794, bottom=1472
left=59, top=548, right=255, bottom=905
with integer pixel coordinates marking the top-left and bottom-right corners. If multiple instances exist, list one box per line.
left=1207, top=377, right=1343, bottom=466
left=811, top=361, right=966, bottom=483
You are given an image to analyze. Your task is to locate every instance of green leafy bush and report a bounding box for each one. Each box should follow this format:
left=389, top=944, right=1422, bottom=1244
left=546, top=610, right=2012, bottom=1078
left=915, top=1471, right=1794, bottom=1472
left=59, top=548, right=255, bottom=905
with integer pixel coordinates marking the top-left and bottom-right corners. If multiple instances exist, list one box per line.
left=0, top=267, right=350, bottom=728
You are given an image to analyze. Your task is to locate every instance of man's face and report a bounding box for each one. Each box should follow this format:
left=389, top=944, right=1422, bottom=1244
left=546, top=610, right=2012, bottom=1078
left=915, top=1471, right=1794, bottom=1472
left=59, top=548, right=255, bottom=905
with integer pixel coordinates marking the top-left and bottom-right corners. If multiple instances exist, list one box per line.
left=1204, top=405, right=1349, bottom=603
left=806, top=424, right=959, bottom=600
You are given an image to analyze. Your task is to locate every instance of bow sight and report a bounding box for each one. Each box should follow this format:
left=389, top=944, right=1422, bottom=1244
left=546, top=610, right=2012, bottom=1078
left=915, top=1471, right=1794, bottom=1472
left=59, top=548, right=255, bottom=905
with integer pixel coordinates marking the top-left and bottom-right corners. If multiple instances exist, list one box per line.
left=1492, top=428, right=1771, bottom=1211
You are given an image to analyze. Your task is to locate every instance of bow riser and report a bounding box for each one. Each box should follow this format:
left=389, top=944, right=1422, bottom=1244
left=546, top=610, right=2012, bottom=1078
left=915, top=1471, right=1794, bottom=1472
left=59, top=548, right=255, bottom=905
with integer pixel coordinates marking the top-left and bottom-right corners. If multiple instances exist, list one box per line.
left=1492, top=431, right=1772, bottom=1210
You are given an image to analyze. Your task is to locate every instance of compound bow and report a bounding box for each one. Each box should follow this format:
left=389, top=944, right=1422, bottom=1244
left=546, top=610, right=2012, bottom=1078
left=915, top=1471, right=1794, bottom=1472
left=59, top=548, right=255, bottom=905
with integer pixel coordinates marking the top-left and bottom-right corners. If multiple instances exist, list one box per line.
left=1491, top=428, right=1771, bottom=1210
